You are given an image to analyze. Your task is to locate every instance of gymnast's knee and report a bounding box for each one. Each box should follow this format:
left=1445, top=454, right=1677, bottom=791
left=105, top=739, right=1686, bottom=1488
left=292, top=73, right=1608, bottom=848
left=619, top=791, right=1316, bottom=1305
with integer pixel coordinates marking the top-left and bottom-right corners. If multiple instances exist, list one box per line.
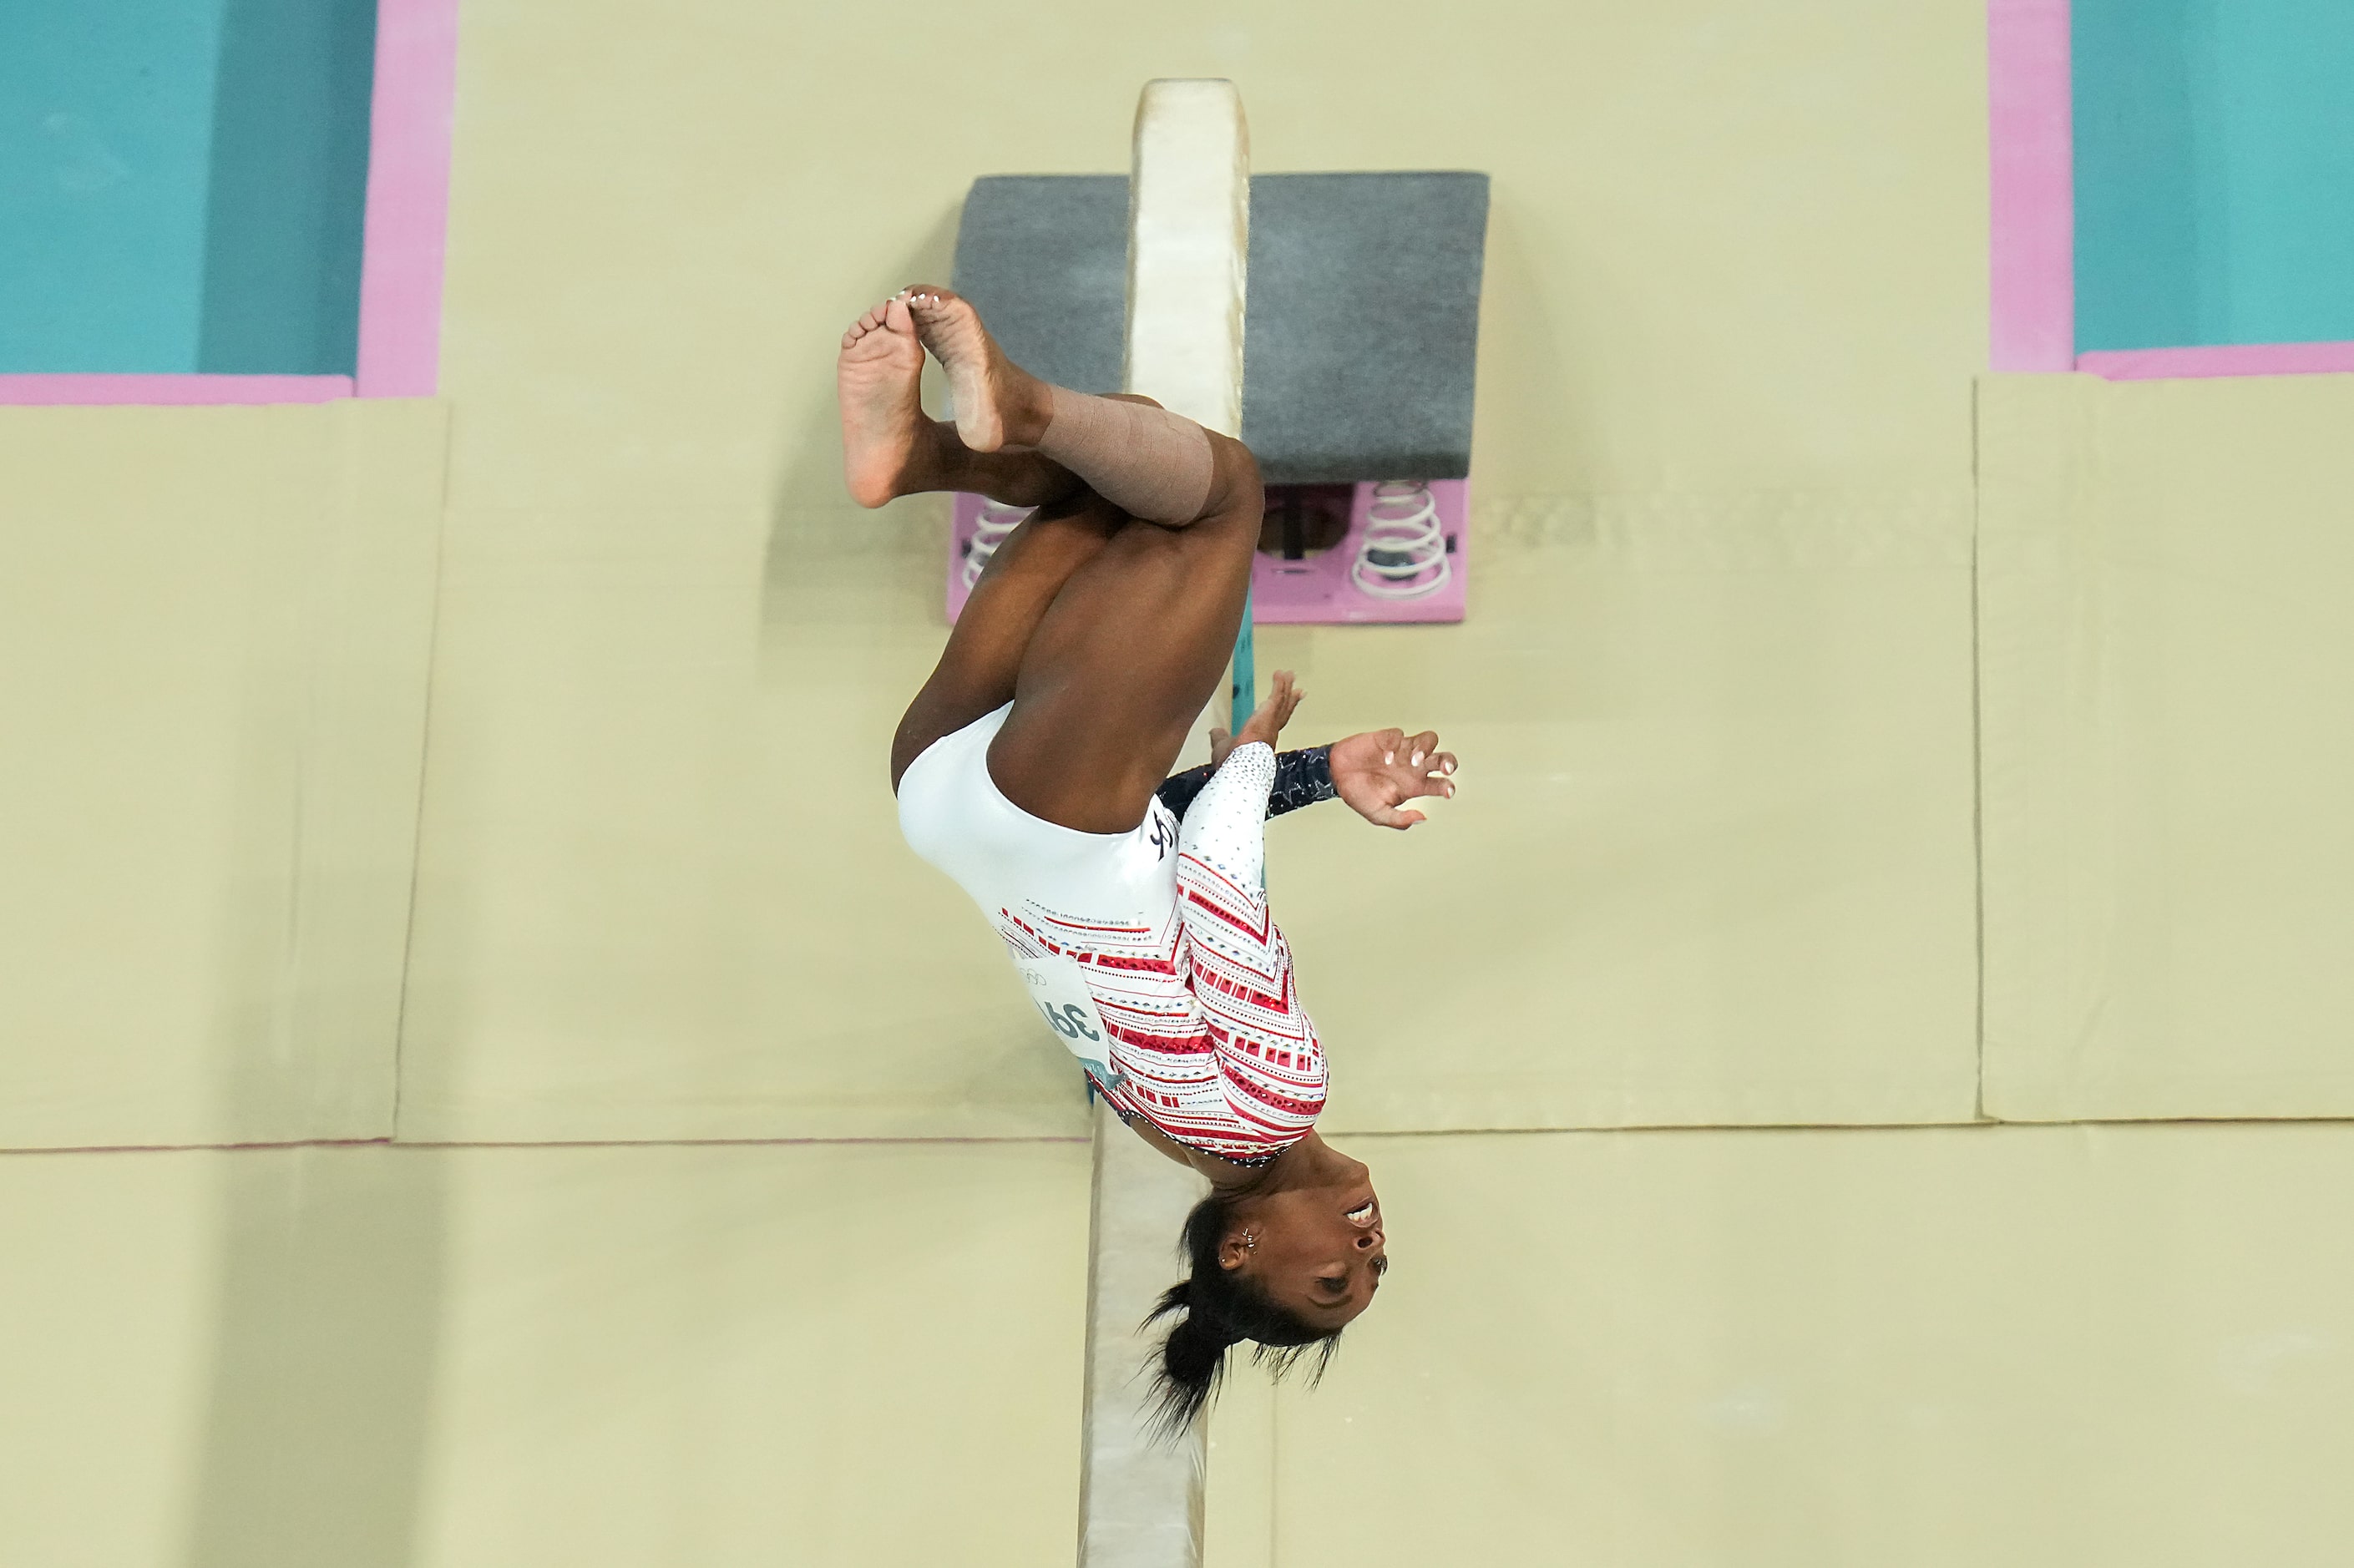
left=1202, top=432, right=1263, bottom=529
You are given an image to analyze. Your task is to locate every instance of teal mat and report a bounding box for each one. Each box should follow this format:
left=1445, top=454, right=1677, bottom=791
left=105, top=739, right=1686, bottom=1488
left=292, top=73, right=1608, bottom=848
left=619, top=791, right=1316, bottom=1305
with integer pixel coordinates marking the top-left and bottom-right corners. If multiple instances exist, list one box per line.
left=0, top=0, right=377, bottom=375
left=2075, top=0, right=2354, bottom=351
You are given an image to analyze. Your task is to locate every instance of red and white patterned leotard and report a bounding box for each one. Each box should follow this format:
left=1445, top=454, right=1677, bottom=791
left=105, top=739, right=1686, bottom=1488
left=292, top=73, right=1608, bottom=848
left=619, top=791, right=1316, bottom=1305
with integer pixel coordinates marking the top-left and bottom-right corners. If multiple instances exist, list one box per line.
left=898, top=706, right=1324, bottom=1165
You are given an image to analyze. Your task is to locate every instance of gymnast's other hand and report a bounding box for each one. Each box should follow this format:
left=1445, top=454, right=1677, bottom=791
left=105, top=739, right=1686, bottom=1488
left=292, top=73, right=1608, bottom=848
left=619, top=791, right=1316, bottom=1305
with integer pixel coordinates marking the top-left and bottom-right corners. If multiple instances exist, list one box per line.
left=1207, top=669, right=1305, bottom=766
left=1330, top=726, right=1457, bottom=830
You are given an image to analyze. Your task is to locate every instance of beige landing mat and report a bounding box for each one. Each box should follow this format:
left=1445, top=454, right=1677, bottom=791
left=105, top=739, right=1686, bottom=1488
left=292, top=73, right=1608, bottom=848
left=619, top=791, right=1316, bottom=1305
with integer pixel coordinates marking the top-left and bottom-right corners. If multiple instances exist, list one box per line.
left=413, top=0, right=1995, bottom=1140
left=1263, top=494, right=1980, bottom=1130
left=0, top=1138, right=1087, bottom=1568
left=395, top=502, right=1096, bottom=1142
left=400, top=493, right=1977, bottom=1141
left=1210, top=1123, right=2354, bottom=1568
left=0, top=403, right=446, bottom=1149
left=438, top=0, right=1987, bottom=518
left=1980, top=372, right=2354, bottom=1120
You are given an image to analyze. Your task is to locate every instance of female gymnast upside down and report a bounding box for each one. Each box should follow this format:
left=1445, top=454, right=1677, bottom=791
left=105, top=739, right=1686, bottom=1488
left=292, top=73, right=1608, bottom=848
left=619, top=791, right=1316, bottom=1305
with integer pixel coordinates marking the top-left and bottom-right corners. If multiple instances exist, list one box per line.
left=838, top=286, right=1456, bottom=1429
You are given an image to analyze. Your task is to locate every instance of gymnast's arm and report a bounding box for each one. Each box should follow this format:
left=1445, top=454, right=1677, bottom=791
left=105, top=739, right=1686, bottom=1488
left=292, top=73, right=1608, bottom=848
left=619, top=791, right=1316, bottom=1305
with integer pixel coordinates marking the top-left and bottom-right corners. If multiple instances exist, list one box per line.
left=1155, top=729, right=1458, bottom=829
left=1155, top=745, right=1336, bottom=821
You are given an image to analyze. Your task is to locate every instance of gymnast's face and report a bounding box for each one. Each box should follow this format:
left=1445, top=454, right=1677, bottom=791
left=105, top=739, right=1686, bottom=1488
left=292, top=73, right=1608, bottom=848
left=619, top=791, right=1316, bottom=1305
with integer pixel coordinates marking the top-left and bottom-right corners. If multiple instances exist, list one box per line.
left=1222, top=1179, right=1388, bottom=1329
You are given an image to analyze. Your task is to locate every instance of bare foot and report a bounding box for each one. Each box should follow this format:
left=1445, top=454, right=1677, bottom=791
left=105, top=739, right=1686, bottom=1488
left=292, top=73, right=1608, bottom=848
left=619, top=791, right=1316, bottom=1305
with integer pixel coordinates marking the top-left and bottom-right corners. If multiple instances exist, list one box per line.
left=904, top=286, right=1045, bottom=453
left=1209, top=671, right=1304, bottom=766
left=837, top=293, right=927, bottom=508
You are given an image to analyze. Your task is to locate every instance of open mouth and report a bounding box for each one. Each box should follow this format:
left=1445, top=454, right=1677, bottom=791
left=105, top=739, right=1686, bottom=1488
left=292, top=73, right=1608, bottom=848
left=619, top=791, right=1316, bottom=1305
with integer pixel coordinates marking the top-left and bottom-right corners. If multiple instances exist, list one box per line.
left=1344, top=1198, right=1378, bottom=1226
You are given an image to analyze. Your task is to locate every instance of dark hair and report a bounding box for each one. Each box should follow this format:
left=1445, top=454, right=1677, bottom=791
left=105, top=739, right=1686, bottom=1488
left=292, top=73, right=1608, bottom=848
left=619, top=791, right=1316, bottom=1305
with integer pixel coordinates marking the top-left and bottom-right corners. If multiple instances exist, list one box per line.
left=1142, top=1189, right=1342, bottom=1435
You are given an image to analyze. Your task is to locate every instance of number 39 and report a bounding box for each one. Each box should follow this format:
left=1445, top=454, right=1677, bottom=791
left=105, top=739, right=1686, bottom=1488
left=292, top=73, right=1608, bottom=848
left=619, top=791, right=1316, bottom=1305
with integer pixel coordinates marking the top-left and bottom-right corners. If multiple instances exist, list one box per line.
left=1036, top=1000, right=1101, bottom=1042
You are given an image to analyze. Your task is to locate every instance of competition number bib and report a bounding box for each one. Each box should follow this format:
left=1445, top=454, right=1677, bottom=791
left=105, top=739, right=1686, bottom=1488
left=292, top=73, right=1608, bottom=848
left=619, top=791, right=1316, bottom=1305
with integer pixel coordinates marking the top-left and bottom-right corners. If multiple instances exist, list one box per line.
left=1019, top=951, right=1114, bottom=1066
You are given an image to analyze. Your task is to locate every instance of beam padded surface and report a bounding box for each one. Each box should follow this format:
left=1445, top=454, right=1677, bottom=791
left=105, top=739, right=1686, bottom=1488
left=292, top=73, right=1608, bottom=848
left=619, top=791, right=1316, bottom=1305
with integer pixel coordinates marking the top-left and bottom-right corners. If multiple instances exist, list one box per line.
left=1124, top=78, right=1250, bottom=436
left=1075, top=75, right=1247, bottom=1568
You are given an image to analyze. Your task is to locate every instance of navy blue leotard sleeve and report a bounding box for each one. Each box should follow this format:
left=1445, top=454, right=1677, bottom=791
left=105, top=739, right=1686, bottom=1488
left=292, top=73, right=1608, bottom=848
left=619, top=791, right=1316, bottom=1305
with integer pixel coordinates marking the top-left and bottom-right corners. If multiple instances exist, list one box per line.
left=1155, top=743, right=1336, bottom=822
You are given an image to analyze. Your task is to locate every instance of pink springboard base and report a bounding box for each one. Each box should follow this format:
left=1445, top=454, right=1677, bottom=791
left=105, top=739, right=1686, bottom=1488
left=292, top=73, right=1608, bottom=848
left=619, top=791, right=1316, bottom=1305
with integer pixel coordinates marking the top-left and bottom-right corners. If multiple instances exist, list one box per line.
left=947, top=478, right=1470, bottom=626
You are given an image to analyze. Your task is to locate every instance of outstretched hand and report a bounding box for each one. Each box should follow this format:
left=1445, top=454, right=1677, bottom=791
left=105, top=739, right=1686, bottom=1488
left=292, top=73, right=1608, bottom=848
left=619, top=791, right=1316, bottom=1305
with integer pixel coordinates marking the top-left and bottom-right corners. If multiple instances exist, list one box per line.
left=1330, top=726, right=1457, bottom=830
left=1207, top=671, right=1459, bottom=829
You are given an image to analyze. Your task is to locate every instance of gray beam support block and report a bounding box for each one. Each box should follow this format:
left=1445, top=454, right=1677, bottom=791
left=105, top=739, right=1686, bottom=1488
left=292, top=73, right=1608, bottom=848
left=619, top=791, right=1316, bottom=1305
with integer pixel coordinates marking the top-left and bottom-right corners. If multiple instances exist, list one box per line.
left=952, top=171, right=1490, bottom=483
left=1240, top=172, right=1489, bottom=483
left=953, top=175, right=1130, bottom=397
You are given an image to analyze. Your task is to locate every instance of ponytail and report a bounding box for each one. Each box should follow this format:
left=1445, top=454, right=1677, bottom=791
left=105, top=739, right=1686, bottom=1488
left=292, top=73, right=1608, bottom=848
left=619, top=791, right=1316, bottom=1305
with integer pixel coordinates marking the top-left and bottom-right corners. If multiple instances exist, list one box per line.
left=1142, top=1191, right=1342, bottom=1436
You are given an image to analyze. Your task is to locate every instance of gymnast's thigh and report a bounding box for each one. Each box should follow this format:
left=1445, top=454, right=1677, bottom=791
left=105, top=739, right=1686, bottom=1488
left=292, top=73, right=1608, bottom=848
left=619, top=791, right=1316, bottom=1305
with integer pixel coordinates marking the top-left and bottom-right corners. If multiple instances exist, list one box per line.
left=889, top=489, right=1124, bottom=791
left=986, top=499, right=1259, bottom=834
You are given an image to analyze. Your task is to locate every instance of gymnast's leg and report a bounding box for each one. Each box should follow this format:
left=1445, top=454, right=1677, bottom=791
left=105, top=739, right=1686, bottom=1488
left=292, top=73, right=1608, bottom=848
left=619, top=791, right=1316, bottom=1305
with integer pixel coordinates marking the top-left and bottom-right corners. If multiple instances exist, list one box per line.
left=839, top=290, right=1149, bottom=793
left=899, top=286, right=1263, bottom=834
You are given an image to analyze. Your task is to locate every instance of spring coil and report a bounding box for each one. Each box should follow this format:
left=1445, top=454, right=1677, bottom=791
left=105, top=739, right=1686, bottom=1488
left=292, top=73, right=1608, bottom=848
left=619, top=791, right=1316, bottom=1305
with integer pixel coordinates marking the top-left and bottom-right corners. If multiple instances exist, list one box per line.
left=1349, top=481, right=1450, bottom=599
left=964, top=498, right=1034, bottom=589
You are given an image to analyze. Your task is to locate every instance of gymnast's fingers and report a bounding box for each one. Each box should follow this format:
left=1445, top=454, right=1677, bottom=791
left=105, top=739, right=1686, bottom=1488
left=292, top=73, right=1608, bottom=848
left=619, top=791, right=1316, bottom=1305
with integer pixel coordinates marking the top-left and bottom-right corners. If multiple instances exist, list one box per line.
left=1400, top=762, right=1455, bottom=802
left=1360, top=796, right=1425, bottom=830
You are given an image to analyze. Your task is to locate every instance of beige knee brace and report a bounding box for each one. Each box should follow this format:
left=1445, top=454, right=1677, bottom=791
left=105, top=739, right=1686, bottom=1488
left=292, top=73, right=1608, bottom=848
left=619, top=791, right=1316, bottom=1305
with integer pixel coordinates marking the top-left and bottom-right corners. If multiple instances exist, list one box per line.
left=1033, top=386, right=1217, bottom=524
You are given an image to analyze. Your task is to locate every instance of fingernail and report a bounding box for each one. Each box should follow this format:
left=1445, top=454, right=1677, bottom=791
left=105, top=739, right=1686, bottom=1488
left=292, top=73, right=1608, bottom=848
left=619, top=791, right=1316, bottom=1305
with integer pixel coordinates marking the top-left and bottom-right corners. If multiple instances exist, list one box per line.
left=1411, top=751, right=1424, bottom=766
left=1384, top=753, right=1395, bottom=765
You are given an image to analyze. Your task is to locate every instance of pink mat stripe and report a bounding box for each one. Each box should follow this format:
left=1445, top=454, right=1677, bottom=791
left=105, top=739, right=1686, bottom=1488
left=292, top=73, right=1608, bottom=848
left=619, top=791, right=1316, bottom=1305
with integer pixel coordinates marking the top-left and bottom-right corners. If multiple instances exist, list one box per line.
left=2077, top=341, right=2354, bottom=381
left=0, top=375, right=353, bottom=407
left=1987, top=0, right=2075, bottom=372
left=354, top=0, right=461, bottom=397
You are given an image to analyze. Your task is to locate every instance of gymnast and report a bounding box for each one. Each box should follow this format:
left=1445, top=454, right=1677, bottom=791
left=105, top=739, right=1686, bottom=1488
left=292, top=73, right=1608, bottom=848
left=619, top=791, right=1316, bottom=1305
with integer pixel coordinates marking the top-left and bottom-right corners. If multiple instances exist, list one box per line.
left=840, top=286, right=1455, bottom=1429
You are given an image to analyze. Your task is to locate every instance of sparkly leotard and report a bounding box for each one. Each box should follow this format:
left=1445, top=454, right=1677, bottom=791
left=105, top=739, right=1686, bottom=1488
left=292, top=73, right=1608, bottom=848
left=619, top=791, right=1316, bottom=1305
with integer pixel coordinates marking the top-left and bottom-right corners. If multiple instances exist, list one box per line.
left=898, top=704, right=1335, bottom=1164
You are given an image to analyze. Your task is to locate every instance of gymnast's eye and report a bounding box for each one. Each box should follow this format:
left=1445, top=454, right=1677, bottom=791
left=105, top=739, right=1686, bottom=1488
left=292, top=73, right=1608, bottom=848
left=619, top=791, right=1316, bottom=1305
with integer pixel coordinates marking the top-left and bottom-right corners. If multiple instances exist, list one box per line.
left=1316, top=1275, right=1346, bottom=1294
left=1373, top=1257, right=1389, bottom=1279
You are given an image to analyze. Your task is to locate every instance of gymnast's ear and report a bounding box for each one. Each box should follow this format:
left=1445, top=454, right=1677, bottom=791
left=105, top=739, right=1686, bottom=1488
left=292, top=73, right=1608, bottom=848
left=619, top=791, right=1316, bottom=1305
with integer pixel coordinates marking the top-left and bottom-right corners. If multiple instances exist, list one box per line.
left=1217, top=1227, right=1253, bottom=1272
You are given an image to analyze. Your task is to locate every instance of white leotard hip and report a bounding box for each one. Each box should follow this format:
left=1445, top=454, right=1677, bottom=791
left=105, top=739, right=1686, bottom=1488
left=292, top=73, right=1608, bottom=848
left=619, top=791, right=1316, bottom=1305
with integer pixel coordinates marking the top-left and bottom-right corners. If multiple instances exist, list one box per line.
left=897, top=702, right=1180, bottom=938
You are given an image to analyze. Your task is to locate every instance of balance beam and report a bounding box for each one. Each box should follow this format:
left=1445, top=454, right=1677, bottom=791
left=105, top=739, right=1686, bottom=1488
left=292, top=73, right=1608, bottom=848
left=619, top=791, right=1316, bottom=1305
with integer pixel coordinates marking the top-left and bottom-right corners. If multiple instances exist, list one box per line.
left=1075, top=77, right=1249, bottom=1568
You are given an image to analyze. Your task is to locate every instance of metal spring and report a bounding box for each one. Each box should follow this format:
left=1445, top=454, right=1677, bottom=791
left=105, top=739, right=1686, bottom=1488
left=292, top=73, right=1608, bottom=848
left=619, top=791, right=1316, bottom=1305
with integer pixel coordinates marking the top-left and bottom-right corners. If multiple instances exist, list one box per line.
left=964, top=498, right=1034, bottom=589
left=1349, top=481, right=1450, bottom=599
